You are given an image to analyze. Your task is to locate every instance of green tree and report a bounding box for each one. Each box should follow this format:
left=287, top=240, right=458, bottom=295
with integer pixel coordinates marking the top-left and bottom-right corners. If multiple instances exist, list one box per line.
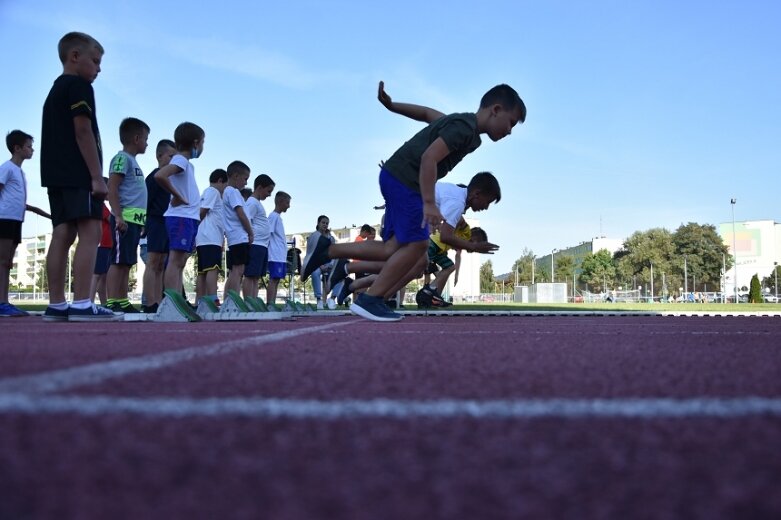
left=673, top=222, right=731, bottom=292
left=510, top=248, right=536, bottom=285
left=761, top=265, right=780, bottom=295
left=579, top=249, right=616, bottom=292
left=749, top=274, right=762, bottom=303
left=480, top=260, right=494, bottom=293
left=555, top=255, right=575, bottom=291
left=616, top=228, right=675, bottom=297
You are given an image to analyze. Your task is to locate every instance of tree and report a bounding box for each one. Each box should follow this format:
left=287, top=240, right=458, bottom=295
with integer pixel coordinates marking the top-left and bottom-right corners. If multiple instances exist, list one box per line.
left=761, top=265, right=780, bottom=294
left=510, top=248, right=536, bottom=286
left=579, top=249, right=616, bottom=292
left=616, top=228, right=675, bottom=297
left=673, top=223, right=731, bottom=292
left=480, top=260, right=494, bottom=293
left=555, top=255, right=575, bottom=292
left=749, top=274, right=762, bottom=303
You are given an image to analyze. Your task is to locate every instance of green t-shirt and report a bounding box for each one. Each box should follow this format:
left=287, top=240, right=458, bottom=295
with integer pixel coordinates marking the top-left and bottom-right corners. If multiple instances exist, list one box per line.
left=382, top=112, right=482, bottom=193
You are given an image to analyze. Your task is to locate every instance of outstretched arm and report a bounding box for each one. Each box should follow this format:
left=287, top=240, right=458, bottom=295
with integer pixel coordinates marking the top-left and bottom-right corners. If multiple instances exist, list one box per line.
left=378, top=81, right=445, bottom=124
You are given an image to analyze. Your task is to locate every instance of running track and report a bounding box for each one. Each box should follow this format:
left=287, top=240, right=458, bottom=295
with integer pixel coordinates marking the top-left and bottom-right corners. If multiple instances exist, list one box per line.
left=1, top=314, right=780, bottom=519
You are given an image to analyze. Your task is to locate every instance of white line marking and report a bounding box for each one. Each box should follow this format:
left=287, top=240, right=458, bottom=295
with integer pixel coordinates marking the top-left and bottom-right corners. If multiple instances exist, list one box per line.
left=1, top=394, right=780, bottom=419
left=0, top=321, right=359, bottom=395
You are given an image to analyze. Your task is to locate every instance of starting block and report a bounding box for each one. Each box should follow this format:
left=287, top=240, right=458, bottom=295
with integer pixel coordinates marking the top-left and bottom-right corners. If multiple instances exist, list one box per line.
left=194, top=290, right=293, bottom=321
left=153, top=290, right=203, bottom=322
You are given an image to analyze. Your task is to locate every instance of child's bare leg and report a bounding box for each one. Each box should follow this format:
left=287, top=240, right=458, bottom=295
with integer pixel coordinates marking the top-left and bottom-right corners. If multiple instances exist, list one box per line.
left=71, top=218, right=101, bottom=301
left=365, top=240, right=427, bottom=299
left=383, top=252, right=427, bottom=299
left=164, top=250, right=189, bottom=292
left=330, top=239, right=399, bottom=262
left=432, top=265, right=456, bottom=294
left=47, top=222, right=78, bottom=303
left=143, top=252, right=166, bottom=306
left=266, top=278, right=280, bottom=304
left=347, top=260, right=385, bottom=275
left=241, top=277, right=258, bottom=299
left=0, top=239, right=16, bottom=302
left=205, top=269, right=219, bottom=297
left=225, top=266, right=244, bottom=294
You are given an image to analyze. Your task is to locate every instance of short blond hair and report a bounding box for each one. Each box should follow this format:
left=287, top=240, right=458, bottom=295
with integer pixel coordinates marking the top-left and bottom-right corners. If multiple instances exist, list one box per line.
left=58, top=32, right=104, bottom=64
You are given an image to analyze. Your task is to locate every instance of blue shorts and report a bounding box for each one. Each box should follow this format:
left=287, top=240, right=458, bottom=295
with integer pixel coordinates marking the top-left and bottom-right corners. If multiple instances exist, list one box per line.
left=110, top=217, right=142, bottom=266
left=145, top=215, right=169, bottom=253
left=268, top=261, right=287, bottom=280
left=94, top=246, right=112, bottom=274
left=379, top=168, right=429, bottom=244
left=165, top=216, right=198, bottom=253
left=245, top=244, right=269, bottom=278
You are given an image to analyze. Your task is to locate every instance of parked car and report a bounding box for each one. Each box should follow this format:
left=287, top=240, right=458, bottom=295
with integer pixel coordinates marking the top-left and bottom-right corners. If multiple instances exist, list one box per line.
left=764, top=294, right=779, bottom=303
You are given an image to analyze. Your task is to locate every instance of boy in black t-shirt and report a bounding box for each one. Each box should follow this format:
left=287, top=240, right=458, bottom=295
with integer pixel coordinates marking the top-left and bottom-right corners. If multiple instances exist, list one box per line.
left=302, top=81, right=525, bottom=321
left=40, top=32, right=121, bottom=321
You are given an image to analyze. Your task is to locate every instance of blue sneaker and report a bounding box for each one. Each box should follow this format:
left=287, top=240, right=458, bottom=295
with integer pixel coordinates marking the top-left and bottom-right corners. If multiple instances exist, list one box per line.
left=337, top=278, right=353, bottom=306
left=0, top=302, right=29, bottom=317
left=301, top=235, right=332, bottom=282
left=68, top=303, right=124, bottom=322
left=43, top=305, right=69, bottom=322
left=350, top=293, right=403, bottom=322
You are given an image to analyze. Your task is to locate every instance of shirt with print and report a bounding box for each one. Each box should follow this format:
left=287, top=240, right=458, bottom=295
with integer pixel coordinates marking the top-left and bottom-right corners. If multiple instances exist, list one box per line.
left=195, top=186, right=224, bottom=247
left=163, top=154, right=200, bottom=221
left=244, top=197, right=270, bottom=247
left=145, top=168, right=170, bottom=217
left=222, top=186, right=249, bottom=246
left=382, top=113, right=481, bottom=193
left=267, top=211, right=287, bottom=262
left=41, top=74, right=102, bottom=189
left=0, top=160, right=28, bottom=221
left=109, top=150, right=147, bottom=225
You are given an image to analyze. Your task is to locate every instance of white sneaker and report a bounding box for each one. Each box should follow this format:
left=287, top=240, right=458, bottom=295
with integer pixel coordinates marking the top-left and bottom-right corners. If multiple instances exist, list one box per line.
left=326, top=297, right=337, bottom=310
left=316, top=299, right=324, bottom=310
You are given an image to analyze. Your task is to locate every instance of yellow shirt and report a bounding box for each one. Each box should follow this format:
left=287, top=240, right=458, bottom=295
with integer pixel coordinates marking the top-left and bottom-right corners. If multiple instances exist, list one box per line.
left=430, top=224, right=471, bottom=253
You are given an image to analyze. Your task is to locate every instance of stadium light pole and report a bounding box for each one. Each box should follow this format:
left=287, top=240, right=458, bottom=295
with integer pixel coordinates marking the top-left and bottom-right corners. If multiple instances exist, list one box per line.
left=650, top=261, right=654, bottom=302
left=731, top=198, right=738, bottom=303
left=532, top=256, right=535, bottom=285
left=775, top=261, right=778, bottom=302
left=683, top=255, right=688, bottom=296
left=551, top=249, right=557, bottom=282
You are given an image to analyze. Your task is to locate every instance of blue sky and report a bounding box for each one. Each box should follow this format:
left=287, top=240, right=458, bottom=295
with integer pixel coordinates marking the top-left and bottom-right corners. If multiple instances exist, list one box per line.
left=2, top=1, right=779, bottom=274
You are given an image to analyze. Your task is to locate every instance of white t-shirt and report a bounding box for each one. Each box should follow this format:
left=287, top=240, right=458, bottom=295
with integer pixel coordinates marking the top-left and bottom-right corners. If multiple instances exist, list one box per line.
left=195, top=186, right=224, bottom=247
left=435, top=182, right=468, bottom=227
left=267, top=211, right=287, bottom=262
left=222, top=186, right=249, bottom=246
left=244, top=197, right=270, bottom=247
left=0, top=160, right=27, bottom=221
left=163, top=154, right=200, bottom=220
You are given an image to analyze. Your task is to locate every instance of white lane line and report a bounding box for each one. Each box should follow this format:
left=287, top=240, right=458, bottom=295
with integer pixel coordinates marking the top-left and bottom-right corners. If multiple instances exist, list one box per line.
left=0, top=321, right=359, bottom=395
left=1, top=394, right=780, bottom=419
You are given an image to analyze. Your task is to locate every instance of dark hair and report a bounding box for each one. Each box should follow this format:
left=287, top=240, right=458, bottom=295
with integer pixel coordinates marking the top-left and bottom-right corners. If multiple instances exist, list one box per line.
left=173, top=122, right=204, bottom=151
left=58, top=32, right=104, bottom=64
left=470, top=227, right=488, bottom=242
left=209, top=168, right=228, bottom=184
left=156, top=139, right=176, bottom=155
left=253, top=174, right=275, bottom=189
left=6, top=130, right=33, bottom=154
left=360, top=224, right=374, bottom=234
left=119, top=117, right=150, bottom=145
left=240, top=188, right=253, bottom=199
left=275, top=191, right=291, bottom=202
left=227, top=160, right=250, bottom=176
left=480, top=84, right=526, bottom=123
left=468, top=171, right=501, bottom=203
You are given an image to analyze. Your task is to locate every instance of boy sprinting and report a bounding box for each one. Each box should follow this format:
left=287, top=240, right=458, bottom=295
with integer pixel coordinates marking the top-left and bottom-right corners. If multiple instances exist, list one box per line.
left=141, top=139, right=176, bottom=313
left=242, top=174, right=275, bottom=299
left=194, top=168, right=227, bottom=306
left=302, top=80, right=524, bottom=321
left=266, top=191, right=291, bottom=306
left=222, top=161, right=253, bottom=296
left=40, top=32, right=122, bottom=321
left=154, top=122, right=205, bottom=296
left=0, top=130, right=50, bottom=317
left=105, top=117, right=149, bottom=313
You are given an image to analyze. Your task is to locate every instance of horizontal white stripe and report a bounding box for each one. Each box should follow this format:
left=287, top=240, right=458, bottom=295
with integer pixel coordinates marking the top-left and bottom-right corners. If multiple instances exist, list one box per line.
left=1, top=394, right=780, bottom=419
left=0, top=321, right=358, bottom=395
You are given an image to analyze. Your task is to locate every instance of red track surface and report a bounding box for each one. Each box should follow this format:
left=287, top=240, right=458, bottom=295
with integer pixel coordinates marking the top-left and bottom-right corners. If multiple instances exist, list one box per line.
left=2, top=315, right=781, bottom=519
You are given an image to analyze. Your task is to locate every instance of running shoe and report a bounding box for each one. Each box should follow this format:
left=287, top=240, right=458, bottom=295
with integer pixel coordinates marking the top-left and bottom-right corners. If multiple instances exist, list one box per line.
left=118, top=303, right=141, bottom=313
left=43, top=306, right=69, bottom=322
left=0, top=302, right=29, bottom=317
left=301, top=235, right=332, bottom=282
left=350, top=293, right=403, bottom=322
left=68, top=303, right=124, bottom=322
left=337, top=278, right=353, bottom=306
left=325, top=297, right=337, bottom=310
left=328, top=258, right=350, bottom=289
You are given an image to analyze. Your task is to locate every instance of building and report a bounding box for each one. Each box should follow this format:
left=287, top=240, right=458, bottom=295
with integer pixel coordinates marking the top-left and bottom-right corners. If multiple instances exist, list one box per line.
left=719, top=219, right=781, bottom=294
left=534, top=236, right=625, bottom=281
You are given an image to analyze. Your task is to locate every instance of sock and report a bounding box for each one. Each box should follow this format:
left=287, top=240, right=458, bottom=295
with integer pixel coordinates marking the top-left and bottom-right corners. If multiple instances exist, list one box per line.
left=106, top=298, right=118, bottom=307
left=49, top=301, right=69, bottom=310
left=70, top=299, right=92, bottom=310
left=117, top=298, right=131, bottom=308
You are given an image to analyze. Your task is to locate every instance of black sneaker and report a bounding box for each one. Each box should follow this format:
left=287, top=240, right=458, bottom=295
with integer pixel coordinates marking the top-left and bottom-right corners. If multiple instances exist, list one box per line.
left=68, top=303, right=124, bottom=322
left=142, top=303, right=159, bottom=314
left=43, top=306, right=69, bottom=322
left=385, top=299, right=397, bottom=309
left=107, top=302, right=123, bottom=312
left=350, top=293, right=403, bottom=322
left=337, top=278, right=353, bottom=306
left=119, top=303, right=141, bottom=313
left=301, top=235, right=332, bottom=282
left=328, top=258, right=350, bottom=289
left=416, top=287, right=434, bottom=309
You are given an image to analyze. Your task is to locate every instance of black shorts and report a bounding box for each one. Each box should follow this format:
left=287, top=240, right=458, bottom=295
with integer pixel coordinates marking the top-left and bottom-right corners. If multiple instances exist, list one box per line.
left=145, top=215, right=169, bottom=253
left=226, top=243, right=250, bottom=268
left=197, top=244, right=223, bottom=274
left=245, top=244, right=269, bottom=278
left=110, top=218, right=142, bottom=266
left=94, top=246, right=112, bottom=274
left=47, top=187, right=102, bottom=227
left=0, top=219, right=22, bottom=244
